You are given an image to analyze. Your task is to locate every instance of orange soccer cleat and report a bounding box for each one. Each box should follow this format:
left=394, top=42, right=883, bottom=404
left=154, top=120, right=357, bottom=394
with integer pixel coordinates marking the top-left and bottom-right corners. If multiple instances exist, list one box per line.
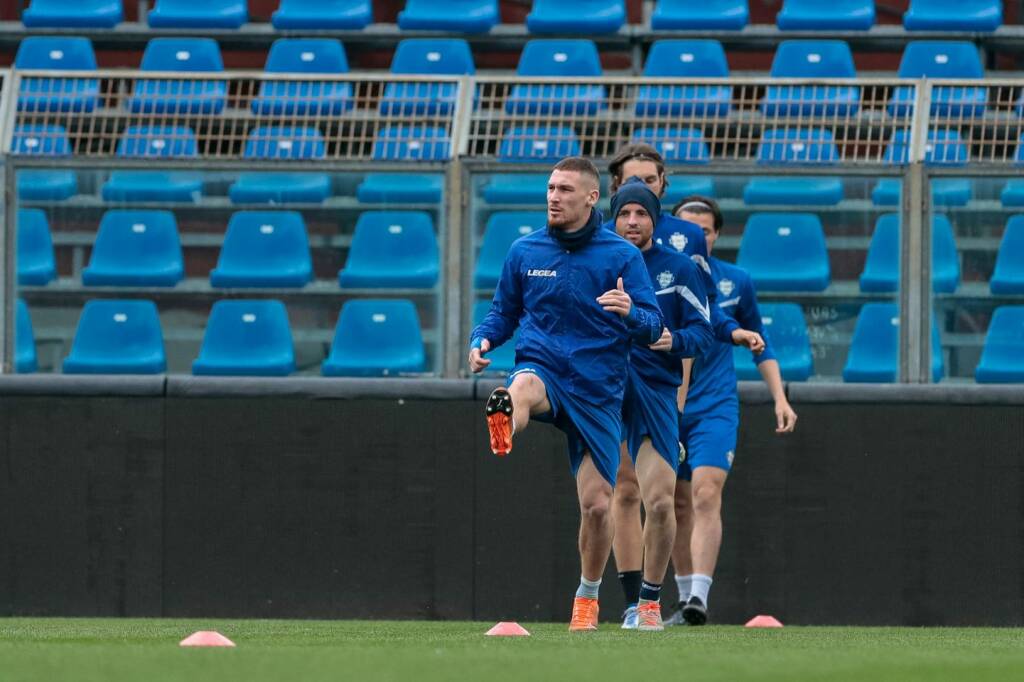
left=637, top=601, right=664, bottom=631
left=485, top=387, right=514, bottom=456
left=568, top=597, right=600, bottom=632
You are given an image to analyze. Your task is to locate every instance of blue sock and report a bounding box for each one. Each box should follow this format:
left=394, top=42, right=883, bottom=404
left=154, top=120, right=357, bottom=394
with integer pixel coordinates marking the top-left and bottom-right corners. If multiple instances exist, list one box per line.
left=576, top=576, right=601, bottom=599
left=639, top=580, right=661, bottom=603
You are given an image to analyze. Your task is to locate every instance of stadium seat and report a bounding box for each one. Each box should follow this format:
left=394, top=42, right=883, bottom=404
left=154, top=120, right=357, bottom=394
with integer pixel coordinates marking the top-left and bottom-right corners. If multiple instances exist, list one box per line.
left=16, top=37, right=99, bottom=113
left=737, top=213, right=831, bottom=292
left=127, top=38, right=227, bottom=115
left=858, top=214, right=960, bottom=294
left=475, top=212, right=545, bottom=288
left=651, top=0, right=748, bottom=29
left=498, top=126, right=581, bottom=163
left=272, top=0, right=371, bottom=29
left=662, top=178, right=716, bottom=207
left=733, top=302, right=813, bottom=381
left=889, top=42, right=987, bottom=118
left=776, top=0, right=874, bottom=30
left=82, top=210, right=184, bottom=287
left=481, top=174, right=551, bottom=205
left=22, top=0, right=122, bottom=27
left=373, top=126, right=451, bottom=161
left=526, top=0, right=625, bottom=34
left=632, top=127, right=710, bottom=164
left=322, top=299, right=426, bottom=377
left=229, top=127, right=331, bottom=204
left=743, top=129, right=844, bottom=206
left=761, top=41, right=860, bottom=117
left=12, top=124, right=77, bottom=201
left=873, top=129, right=971, bottom=207
left=17, top=209, right=56, bottom=286
left=842, top=302, right=944, bottom=383
left=243, top=126, right=325, bottom=159
left=380, top=39, right=474, bottom=117
left=102, top=125, right=203, bottom=203
left=473, top=301, right=516, bottom=373
left=975, top=307, right=1024, bottom=383
left=16, top=300, right=37, bottom=374
left=63, top=300, right=166, bottom=374
left=635, top=40, right=731, bottom=119
left=192, top=300, right=295, bottom=377
left=251, top=39, right=352, bottom=117
left=339, top=211, right=439, bottom=288
left=990, top=216, right=1024, bottom=295
left=397, top=0, right=498, bottom=33
left=904, top=0, right=1001, bottom=32
left=505, top=40, right=606, bottom=116
left=872, top=179, right=971, bottom=208
left=210, top=211, right=312, bottom=288
left=148, top=0, right=246, bottom=28
left=356, top=174, right=444, bottom=204
left=998, top=139, right=1024, bottom=206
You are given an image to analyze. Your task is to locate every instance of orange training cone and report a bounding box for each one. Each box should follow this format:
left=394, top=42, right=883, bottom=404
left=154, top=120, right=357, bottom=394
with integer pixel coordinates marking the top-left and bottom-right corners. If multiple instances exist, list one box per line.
left=179, top=631, right=236, bottom=647
left=745, top=615, right=784, bottom=628
left=485, top=621, right=531, bottom=636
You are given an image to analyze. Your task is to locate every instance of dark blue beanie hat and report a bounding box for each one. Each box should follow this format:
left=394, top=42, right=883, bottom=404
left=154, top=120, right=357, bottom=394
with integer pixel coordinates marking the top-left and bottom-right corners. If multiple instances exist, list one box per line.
left=610, top=176, right=661, bottom=225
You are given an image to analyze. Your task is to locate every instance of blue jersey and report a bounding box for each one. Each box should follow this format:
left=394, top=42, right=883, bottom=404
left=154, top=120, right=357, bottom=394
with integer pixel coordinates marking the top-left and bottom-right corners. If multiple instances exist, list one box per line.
left=685, top=258, right=777, bottom=418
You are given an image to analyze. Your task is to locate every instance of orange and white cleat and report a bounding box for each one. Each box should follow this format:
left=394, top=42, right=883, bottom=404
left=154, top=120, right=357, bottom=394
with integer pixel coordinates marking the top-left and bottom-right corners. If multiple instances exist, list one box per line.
left=637, top=601, right=664, bottom=631
left=485, top=387, right=514, bottom=456
left=568, top=597, right=600, bottom=631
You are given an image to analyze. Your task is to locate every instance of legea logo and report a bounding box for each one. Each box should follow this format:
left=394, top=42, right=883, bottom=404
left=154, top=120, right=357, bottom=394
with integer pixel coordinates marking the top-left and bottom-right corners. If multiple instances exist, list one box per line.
left=527, top=269, right=557, bottom=277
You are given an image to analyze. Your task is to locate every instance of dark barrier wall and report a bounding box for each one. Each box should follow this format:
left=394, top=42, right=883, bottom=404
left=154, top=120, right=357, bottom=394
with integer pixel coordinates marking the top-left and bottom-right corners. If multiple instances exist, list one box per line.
left=1, top=377, right=1022, bottom=625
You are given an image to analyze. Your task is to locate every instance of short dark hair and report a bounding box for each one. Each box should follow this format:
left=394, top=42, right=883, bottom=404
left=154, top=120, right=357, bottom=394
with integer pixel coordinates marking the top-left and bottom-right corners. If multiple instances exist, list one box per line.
left=552, top=156, right=600, bottom=186
left=673, top=195, right=723, bottom=233
left=608, top=143, right=668, bottom=195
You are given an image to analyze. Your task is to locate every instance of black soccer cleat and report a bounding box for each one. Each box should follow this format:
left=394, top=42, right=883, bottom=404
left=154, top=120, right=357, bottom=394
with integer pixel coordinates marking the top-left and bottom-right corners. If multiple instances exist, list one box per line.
left=681, top=596, right=707, bottom=626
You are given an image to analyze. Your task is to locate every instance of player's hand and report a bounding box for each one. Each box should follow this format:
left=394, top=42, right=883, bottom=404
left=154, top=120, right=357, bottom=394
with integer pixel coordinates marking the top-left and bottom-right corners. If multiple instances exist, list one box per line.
left=468, top=339, right=492, bottom=373
left=732, top=329, right=766, bottom=354
left=775, top=399, right=797, bottom=434
left=597, top=277, right=633, bottom=318
left=649, top=327, right=673, bottom=352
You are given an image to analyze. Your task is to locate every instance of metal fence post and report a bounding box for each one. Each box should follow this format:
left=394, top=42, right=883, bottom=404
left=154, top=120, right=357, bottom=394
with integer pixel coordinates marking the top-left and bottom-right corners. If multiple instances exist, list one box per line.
left=0, top=69, right=17, bottom=373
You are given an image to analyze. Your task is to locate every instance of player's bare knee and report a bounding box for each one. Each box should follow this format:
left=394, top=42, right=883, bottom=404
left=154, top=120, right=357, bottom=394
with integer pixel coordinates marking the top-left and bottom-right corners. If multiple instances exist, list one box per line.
left=692, top=483, right=722, bottom=516
left=613, top=473, right=641, bottom=508
left=646, top=493, right=675, bottom=524
left=580, top=491, right=612, bottom=524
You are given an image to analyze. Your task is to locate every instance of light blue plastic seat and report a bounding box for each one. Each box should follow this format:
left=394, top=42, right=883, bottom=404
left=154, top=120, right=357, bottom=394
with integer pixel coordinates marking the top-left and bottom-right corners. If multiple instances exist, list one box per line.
left=373, top=125, right=451, bottom=161
left=999, top=139, right=1024, bottom=206
left=777, top=0, right=874, bottom=30
left=475, top=212, right=545, bottom=288
left=16, top=36, right=99, bottom=113
left=473, top=301, right=516, bottom=373
left=872, top=179, right=972, bottom=208
left=506, top=40, right=606, bottom=117
left=17, top=208, right=56, bottom=286
left=904, top=0, right=1001, bottom=32
left=12, top=123, right=77, bottom=201
left=733, top=302, right=813, bottom=381
left=762, top=41, right=860, bottom=117
left=210, top=211, right=312, bottom=288
left=63, top=300, right=166, bottom=374
left=252, top=39, right=353, bottom=117
left=662, top=178, right=716, bottom=207
left=990, top=216, right=1024, bottom=295
left=322, top=299, right=427, bottom=376
left=148, top=0, right=246, bottom=28
left=229, top=127, right=330, bottom=204
left=339, top=212, right=439, bottom=289
left=128, top=38, right=227, bottom=115
left=481, top=173, right=551, bottom=205
left=872, top=129, right=971, bottom=207
left=380, top=39, right=474, bottom=117
left=526, top=0, right=624, bottom=34
left=397, top=0, right=498, bottom=33
left=843, top=302, right=944, bottom=383
left=16, top=300, right=38, bottom=374
left=743, top=129, right=844, bottom=205
left=632, top=127, right=710, bottom=164
left=635, top=40, right=731, bottom=118
left=102, top=125, right=202, bottom=203
left=356, top=174, right=444, bottom=204
left=888, top=42, right=987, bottom=118
left=498, top=126, right=581, bottom=162
left=82, top=210, right=183, bottom=287
left=858, top=213, right=960, bottom=294
left=272, top=0, right=371, bottom=29
left=651, top=0, right=748, bottom=29
left=975, top=307, right=1024, bottom=383
left=192, top=300, right=295, bottom=377
left=737, top=213, right=831, bottom=292
left=22, top=0, right=121, bottom=27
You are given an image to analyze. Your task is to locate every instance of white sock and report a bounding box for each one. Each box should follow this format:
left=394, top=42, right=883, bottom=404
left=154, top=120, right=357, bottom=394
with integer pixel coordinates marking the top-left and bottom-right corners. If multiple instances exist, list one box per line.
left=576, top=575, right=601, bottom=600
left=690, top=574, right=713, bottom=606
left=675, top=574, right=693, bottom=602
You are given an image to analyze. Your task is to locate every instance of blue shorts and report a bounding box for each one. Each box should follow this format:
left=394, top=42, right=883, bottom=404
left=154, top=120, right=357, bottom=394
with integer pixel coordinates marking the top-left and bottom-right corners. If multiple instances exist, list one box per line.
left=677, top=410, right=738, bottom=481
left=507, top=363, right=622, bottom=487
left=621, top=370, right=681, bottom=473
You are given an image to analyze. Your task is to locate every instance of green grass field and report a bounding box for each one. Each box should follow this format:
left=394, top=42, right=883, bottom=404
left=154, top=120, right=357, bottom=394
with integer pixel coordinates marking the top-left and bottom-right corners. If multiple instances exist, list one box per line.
left=2, top=618, right=1024, bottom=682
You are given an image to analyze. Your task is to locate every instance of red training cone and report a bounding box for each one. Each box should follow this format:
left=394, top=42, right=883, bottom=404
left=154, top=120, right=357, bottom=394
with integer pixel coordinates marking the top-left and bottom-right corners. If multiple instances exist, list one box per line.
left=745, top=615, right=784, bottom=628
left=179, top=631, right=236, bottom=647
left=485, top=621, right=531, bottom=636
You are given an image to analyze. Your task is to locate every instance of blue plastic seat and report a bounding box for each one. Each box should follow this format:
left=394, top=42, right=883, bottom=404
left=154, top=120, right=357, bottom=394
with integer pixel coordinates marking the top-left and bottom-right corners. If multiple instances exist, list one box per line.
left=498, top=126, right=581, bottom=162
left=322, top=299, right=427, bottom=376
left=481, top=173, right=551, bottom=204
left=475, top=212, right=545, bottom=288
left=372, top=125, right=451, bottom=161
left=873, top=129, right=971, bottom=207
left=82, top=210, right=184, bottom=287
left=527, top=0, right=624, bottom=34
left=635, top=40, right=731, bottom=118
left=733, top=302, right=813, bottom=381
left=662, top=178, right=716, bottom=207
left=148, top=0, right=246, bottom=28
left=999, top=138, right=1024, bottom=206
left=339, top=212, right=439, bottom=289
left=193, top=300, right=295, bottom=377
left=12, top=124, right=77, bottom=201
left=102, top=126, right=202, bottom=203
left=356, top=174, right=444, bottom=204
left=16, top=300, right=38, bottom=374
left=776, top=0, right=874, bottom=30
left=12, top=123, right=71, bottom=156
left=17, top=209, right=56, bottom=286
left=990, top=216, right=1024, bottom=295
left=889, top=42, right=987, bottom=118
left=762, top=41, right=860, bottom=117
left=843, top=302, right=943, bottom=383
left=63, top=300, right=166, bottom=374
left=210, top=211, right=312, bottom=288
left=243, top=126, right=325, bottom=159
left=252, top=39, right=353, bottom=117
left=22, top=0, right=121, bottom=27
left=975, top=307, right=1024, bottom=383
left=16, top=37, right=99, bottom=113
left=872, top=179, right=971, bottom=207
left=651, top=0, right=748, bottom=30
left=229, top=127, right=330, bottom=204
left=743, top=129, right=844, bottom=206
left=380, top=39, right=474, bottom=117
left=631, top=127, right=710, bottom=164
left=128, top=39, right=227, bottom=115
left=397, top=0, right=498, bottom=33
left=859, top=214, right=960, bottom=294
left=272, top=0, right=371, bottom=29
left=506, top=40, right=606, bottom=116
left=737, top=213, right=831, bottom=292
left=905, top=0, right=1001, bottom=32
left=473, top=300, right=516, bottom=373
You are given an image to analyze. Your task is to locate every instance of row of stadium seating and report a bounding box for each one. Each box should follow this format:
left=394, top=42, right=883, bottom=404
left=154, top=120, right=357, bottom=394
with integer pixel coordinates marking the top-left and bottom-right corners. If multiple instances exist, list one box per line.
left=17, top=0, right=1008, bottom=33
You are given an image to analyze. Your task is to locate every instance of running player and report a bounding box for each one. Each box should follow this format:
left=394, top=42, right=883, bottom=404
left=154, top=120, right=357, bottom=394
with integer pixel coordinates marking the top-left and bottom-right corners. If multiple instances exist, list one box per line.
left=469, top=157, right=664, bottom=631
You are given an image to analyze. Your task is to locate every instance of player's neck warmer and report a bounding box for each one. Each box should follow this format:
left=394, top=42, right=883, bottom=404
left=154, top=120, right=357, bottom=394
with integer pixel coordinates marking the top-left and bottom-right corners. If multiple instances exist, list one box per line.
left=549, top=208, right=602, bottom=252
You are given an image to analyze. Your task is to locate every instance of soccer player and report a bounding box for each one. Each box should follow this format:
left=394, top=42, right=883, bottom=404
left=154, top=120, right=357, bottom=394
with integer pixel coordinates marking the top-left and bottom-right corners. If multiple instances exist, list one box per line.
left=468, top=157, right=664, bottom=632
left=666, top=196, right=798, bottom=626
left=610, top=178, right=714, bottom=631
